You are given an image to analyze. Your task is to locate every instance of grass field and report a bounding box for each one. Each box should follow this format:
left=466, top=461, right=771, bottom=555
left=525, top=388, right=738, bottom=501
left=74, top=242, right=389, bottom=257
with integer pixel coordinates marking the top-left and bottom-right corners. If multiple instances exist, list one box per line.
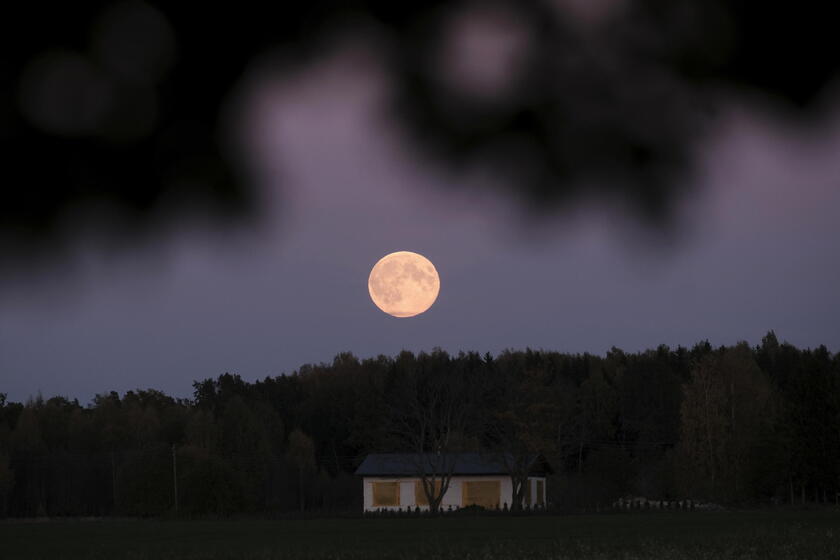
left=2, top=510, right=838, bottom=559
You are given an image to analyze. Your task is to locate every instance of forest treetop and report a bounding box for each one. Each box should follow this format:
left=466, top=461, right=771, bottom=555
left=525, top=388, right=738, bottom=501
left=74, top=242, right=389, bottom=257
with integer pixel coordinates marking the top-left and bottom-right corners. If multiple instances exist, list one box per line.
left=0, top=331, right=838, bottom=516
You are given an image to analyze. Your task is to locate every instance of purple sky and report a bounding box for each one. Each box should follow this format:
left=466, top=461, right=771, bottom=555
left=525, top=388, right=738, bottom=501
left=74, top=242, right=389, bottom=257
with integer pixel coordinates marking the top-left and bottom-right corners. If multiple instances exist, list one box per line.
left=2, top=44, right=839, bottom=403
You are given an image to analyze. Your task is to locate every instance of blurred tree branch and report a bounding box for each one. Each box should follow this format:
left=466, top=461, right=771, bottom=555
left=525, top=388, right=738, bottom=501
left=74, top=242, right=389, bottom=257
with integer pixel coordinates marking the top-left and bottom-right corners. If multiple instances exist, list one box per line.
left=2, top=0, right=838, bottom=258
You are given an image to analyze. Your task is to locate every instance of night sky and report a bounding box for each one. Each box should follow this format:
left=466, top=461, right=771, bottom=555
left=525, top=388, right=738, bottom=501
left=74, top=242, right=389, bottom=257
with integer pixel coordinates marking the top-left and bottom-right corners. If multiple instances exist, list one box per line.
left=2, top=40, right=839, bottom=403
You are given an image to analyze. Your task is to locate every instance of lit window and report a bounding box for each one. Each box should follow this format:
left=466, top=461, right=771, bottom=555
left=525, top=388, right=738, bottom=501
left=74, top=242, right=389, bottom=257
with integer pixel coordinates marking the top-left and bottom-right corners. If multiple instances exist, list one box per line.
left=462, top=480, right=500, bottom=509
left=372, top=481, right=400, bottom=507
left=415, top=479, right=443, bottom=506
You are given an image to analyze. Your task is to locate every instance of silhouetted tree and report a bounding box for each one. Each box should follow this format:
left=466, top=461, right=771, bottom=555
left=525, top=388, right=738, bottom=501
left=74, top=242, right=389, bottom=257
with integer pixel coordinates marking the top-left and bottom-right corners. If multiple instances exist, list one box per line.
left=387, top=350, right=483, bottom=514
left=488, top=355, right=557, bottom=510
left=676, top=344, right=776, bottom=502
left=0, top=335, right=837, bottom=516
left=287, top=429, right=316, bottom=512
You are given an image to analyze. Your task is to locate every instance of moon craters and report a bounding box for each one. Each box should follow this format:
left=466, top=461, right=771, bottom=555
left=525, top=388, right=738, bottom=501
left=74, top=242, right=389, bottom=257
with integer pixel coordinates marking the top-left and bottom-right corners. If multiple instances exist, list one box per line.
left=368, top=251, right=440, bottom=318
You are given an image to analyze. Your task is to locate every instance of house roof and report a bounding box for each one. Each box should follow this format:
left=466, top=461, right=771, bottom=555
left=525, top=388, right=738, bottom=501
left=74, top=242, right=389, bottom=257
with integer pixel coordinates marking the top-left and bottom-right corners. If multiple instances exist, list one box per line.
left=354, top=453, right=552, bottom=477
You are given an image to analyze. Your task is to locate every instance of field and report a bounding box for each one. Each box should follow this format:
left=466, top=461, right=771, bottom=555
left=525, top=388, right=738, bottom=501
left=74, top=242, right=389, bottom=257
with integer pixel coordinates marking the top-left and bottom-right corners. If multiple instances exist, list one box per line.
left=2, top=510, right=839, bottom=560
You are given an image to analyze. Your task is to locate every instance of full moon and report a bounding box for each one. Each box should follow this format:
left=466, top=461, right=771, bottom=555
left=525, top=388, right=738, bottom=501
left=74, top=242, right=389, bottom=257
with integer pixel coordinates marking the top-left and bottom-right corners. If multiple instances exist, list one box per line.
left=368, top=251, right=440, bottom=318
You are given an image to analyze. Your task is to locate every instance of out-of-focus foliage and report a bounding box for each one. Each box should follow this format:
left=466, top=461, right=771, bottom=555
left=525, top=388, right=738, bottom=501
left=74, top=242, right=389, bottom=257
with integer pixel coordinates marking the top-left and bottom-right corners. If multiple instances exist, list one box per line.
left=0, top=331, right=838, bottom=516
left=2, top=1, right=839, bottom=258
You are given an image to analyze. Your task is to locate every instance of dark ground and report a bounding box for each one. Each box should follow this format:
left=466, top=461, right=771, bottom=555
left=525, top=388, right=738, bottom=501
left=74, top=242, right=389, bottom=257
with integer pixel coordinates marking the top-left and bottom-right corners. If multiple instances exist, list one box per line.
left=1, top=509, right=838, bottom=559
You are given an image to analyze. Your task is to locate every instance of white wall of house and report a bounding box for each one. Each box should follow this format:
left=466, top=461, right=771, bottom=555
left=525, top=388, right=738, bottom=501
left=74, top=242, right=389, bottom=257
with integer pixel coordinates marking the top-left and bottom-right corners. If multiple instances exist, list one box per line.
left=525, top=476, right=547, bottom=507
left=362, top=475, right=546, bottom=512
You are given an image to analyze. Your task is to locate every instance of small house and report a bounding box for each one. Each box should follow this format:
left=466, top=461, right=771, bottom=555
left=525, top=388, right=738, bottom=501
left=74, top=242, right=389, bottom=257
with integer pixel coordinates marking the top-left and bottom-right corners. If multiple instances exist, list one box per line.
left=354, top=453, right=551, bottom=512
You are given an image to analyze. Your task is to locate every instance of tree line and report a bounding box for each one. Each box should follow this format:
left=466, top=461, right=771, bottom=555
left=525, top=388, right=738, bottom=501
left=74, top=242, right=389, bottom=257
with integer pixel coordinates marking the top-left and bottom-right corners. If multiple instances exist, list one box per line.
left=0, top=331, right=838, bottom=517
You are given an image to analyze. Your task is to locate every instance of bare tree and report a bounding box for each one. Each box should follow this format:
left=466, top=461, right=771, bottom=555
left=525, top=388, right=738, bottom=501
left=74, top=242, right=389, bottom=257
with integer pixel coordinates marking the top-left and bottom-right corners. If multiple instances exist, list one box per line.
left=486, top=358, right=559, bottom=511
left=387, top=350, right=482, bottom=514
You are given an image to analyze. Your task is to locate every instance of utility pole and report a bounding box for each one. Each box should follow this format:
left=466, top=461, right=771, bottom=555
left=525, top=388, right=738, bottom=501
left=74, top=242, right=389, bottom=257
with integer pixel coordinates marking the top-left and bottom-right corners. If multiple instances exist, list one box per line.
left=172, top=443, right=179, bottom=514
